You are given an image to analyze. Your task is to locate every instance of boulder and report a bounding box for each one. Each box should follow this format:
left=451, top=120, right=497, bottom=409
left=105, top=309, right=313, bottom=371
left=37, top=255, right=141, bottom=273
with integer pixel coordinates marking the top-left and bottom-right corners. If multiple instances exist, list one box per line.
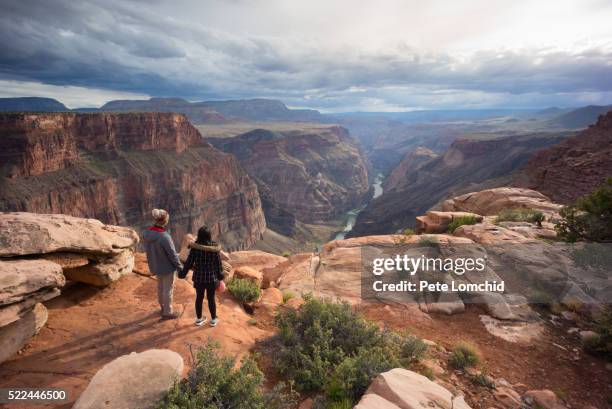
left=524, top=390, right=568, bottom=409
left=256, top=288, right=284, bottom=316
left=0, top=288, right=60, bottom=327
left=494, top=386, right=522, bottom=408
left=63, top=250, right=135, bottom=287
left=0, top=303, right=47, bottom=364
left=441, top=187, right=561, bottom=216
left=0, top=212, right=139, bottom=257
left=0, top=259, right=65, bottom=305
left=416, top=211, right=483, bottom=234
left=361, top=368, right=472, bottom=409
left=73, top=349, right=184, bottom=409
left=233, top=266, right=263, bottom=287
left=355, top=394, right=401, bottom=409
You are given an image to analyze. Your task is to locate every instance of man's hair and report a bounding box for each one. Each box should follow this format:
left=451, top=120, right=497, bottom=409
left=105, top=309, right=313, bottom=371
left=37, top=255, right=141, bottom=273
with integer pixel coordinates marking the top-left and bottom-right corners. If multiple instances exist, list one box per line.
left=152, top=208, right=169, bottom=226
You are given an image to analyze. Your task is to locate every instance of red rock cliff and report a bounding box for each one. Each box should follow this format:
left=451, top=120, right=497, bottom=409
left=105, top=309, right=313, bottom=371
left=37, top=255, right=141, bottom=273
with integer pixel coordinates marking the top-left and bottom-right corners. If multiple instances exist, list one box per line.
left=209, top=126, right=369, bottom=236
left=0, top=112, right=266, bottom=250
left=514, top=111, right=612, bottom=204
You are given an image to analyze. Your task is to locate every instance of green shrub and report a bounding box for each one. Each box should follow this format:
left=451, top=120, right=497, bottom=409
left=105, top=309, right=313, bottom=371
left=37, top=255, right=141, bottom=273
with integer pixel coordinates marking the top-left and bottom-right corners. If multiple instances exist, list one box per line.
left=448, top=342, right=480, bottom=370
left=583, top=306, right=612, bottom=361
left=555, top=178, right=612, bottom=242
left=274, top=297, right=427, bottom=405
left=403, top=228, right=414, bottom=236
left=157, top=342, right=297, bottom=409
left=282, top=291, right=296, bottom=304
left=470, top=373, right=495, bottom=389
left=228, top=278, right=261, bottom=303
left=496, top=208, right=544, bottom=225
left=447, top=215, right=478, bottom=233
left=282, top=251, right=292, bottom=258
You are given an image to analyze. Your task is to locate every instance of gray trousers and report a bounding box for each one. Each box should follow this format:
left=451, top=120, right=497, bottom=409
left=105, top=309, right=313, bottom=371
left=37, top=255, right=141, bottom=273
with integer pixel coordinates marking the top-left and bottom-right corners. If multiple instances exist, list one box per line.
left=157, top=272, right=175, bottom=315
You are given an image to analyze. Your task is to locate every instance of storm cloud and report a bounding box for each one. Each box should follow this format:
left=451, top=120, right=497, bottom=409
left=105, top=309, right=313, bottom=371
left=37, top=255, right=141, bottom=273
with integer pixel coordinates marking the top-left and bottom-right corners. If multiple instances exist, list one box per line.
left=0, top=0, right=611, bottom=110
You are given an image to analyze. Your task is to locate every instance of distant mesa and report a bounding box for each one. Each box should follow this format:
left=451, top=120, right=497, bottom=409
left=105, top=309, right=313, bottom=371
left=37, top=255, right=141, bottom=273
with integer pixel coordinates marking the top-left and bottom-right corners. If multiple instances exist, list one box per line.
left=0, top=96, right=327, bottom=124
left=550, top=104, right=612, bottom=129
left=0, top=97, right=68, bottom=112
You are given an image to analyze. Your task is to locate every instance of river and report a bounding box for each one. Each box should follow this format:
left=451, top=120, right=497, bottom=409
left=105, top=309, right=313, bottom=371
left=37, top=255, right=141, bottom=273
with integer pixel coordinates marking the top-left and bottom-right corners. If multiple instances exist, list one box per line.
left=333, top=173, right=384, bottom=240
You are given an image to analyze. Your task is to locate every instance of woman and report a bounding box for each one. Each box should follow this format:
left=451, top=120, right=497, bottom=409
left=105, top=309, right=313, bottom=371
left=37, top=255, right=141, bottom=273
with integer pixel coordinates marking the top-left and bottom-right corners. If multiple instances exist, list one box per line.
left=179, top=226, right=224, bottom=327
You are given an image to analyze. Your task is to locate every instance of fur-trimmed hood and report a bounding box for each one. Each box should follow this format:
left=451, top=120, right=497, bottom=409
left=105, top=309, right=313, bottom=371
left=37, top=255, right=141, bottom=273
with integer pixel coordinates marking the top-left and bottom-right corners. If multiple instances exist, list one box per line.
left=188, top=241, right=220, bottom=252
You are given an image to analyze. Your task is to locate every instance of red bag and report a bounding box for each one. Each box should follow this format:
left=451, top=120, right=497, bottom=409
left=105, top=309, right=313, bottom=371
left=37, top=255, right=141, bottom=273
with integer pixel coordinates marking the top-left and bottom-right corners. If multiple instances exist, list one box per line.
left=217, top=280, right=226, bottom=293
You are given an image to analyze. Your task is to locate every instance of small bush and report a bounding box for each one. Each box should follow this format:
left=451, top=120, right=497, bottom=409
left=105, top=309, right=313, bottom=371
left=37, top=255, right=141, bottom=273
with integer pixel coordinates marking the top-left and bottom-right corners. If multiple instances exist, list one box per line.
left=228, top=277, right=261, bottom=303
left=274, top=297, right=427, bottom=405
left=282, top=291, right=296, bottom=304
left=470, top=373, right=495, bottom=389
left=248, top=318, right=258, bottom=326
left=447, top=216, right=478, bottom=233
left=282, top=251, right=292, bottom=258
left=496, top=208, right=544, bottom=225
left=403, top=228, right=414, bottom=236
left=555, top=178, right=612, bottom=242
left=157, top=342, right=297, bottom=409
left=449, top=342, right=480, bottom=370
left=583, top=306, right=612, bottom=361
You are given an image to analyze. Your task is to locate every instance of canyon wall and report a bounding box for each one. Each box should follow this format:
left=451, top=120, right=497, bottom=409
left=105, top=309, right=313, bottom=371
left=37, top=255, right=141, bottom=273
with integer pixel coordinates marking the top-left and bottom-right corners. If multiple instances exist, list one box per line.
left=209, top=126, right=369, bottom=236
left=349, top=131, right=571, bottom=237
left=514, top=111, right=612, bottom=204
left=0, top=112, right=266, bottom=250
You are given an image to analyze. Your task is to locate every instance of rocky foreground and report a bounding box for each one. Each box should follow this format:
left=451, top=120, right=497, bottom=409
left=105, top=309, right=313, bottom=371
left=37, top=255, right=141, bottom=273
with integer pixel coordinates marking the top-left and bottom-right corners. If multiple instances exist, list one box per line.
left=0, top=187, right=611, bottom=408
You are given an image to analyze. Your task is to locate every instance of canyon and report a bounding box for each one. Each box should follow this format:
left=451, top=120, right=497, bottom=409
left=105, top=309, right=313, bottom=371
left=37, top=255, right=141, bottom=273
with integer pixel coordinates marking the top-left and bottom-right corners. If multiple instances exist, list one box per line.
left=0, top=112, right=266, bottom=250
left=208, top=125, right=369, bottom=241
left=349, top=130, right=572, bottom=237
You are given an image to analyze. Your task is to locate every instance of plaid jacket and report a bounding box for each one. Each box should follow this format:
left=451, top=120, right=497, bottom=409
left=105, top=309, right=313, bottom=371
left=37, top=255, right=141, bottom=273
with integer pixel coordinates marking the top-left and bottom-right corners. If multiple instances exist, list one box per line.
left=179, top=242, right=224, bottom=287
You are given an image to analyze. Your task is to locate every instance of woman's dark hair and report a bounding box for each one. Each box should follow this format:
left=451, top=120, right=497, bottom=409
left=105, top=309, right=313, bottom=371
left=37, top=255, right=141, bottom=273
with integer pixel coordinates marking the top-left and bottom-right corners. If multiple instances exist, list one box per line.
left=196, top=226, right=213, bottom=245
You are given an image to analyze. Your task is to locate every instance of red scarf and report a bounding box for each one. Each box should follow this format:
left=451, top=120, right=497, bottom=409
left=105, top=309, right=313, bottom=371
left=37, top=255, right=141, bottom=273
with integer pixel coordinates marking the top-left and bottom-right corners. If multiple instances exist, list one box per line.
left=148, top=226, right=166, bottom=232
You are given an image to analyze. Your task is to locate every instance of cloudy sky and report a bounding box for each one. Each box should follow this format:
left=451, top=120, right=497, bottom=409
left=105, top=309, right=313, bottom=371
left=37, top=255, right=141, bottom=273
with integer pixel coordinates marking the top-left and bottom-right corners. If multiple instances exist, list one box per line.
left=1, top=0, right=611, bottom=111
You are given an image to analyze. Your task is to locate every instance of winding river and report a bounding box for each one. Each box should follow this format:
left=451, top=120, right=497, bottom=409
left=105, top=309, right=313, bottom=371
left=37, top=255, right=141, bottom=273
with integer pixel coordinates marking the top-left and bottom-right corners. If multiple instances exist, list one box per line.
left=333, top=173, right=384, bottom=240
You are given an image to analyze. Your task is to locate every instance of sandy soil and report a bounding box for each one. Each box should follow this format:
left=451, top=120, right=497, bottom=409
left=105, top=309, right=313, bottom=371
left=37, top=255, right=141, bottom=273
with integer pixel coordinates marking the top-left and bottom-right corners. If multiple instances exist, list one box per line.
left=0, top=273, right=271, bottom=409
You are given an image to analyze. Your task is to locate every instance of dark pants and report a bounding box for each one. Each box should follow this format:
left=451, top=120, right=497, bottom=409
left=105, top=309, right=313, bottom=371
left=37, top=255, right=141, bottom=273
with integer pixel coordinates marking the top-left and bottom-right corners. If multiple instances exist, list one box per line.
left=195, top=283, right=217, bottom=319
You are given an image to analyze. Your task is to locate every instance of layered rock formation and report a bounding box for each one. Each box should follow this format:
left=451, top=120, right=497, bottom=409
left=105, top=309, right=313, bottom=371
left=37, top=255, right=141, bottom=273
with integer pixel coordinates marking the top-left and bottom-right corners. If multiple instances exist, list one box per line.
left=515, top=111, right=612, bottom=204
left=0, top=212, right=139, bottom=364
left=350, top=131, right=570, bottom=237
left=209, top=126, right=369, bottom=236
left=0, top=112, right=266, bottom=250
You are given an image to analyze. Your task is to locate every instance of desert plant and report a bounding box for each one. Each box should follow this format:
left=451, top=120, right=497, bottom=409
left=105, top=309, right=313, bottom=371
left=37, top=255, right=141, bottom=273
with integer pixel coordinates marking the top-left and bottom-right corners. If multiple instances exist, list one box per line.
left=273, top=297, right=427, bottom=405
left=157, top=342, right=297, bottom=409
left=227, top=277, right=261, bottom=303
left=470, top=373, right=495, bottom=389
left=447, top=215, right=478, bottom=233
left=448, top=342, right=480, bottom=370
left=282, top=250, right=292, bottom=258
left=403, top=228, right=414, bottom=236
left=583, top=306, right=612, bottom=361
left=555, top=178, right=612, bottom=242
left=282, top=291, right=296, bottom=304
left=496, top=208, right=544, bottom=225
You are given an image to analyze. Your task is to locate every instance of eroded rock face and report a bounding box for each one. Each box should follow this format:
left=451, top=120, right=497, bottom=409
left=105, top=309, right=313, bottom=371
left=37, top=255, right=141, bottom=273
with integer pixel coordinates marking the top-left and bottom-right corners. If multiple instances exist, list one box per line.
left=73, top=349, right=184, bottom=409
left=0, top=112, right=266, bottom=250
left=515, top=110, right=612, bottom=204
left=441, top=187, right=561, bottom=216
left=0, top=212, right=138, bottom=257
left=0, top=258, right=65, bottom=305
left=0, top=303, right=47, bottom=364
left=358, top=368, right=472, bottom=409
left=0, top=213, right=141, bottom=363
left=209, top=126, right=368, bottom=236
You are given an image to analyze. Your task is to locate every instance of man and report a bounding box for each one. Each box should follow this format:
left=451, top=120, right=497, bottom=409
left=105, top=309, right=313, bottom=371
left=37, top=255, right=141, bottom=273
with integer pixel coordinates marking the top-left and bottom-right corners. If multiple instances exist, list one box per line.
left=142, top=209, right=182, bottom=319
